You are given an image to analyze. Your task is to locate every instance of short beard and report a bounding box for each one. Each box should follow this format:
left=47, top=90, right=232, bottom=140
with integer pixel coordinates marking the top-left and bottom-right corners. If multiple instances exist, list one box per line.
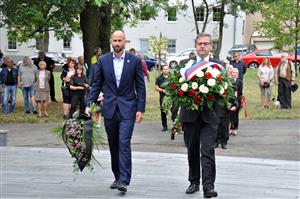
left=113, top=45, right=123, bottom=53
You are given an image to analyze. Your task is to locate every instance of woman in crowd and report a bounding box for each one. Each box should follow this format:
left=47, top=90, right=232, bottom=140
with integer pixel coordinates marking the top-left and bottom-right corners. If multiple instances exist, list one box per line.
left=18, top=56, right=38, bottom=114
left=34, top=61, right=50, bottom=117
left=257, top=57, right=274, bottom=108
left=229, top=68, right=243, bottom=136
left=69, top=64, right=89, bottom=118
left=61, top=58, right=76, bottom=119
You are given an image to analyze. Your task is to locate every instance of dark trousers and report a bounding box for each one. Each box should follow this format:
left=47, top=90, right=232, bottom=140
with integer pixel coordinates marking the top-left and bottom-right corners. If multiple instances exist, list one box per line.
left=229, top=106, right=240, bottom=130
left=104, top=107, right=135, bottom=185
left=69, top=92, right=85, bottom=118
left=278, top=78, right=292, bottom=109
left=183, top=117, right=218, bottom=191
left=49, top=73, right=55, bottom=101
left=217, top=112, right=229, bottom=145
left=160, top=97, right=178, bottom=128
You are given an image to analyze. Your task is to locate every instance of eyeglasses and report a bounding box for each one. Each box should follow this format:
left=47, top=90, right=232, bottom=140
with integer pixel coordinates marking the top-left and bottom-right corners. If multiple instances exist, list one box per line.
left=196, top=42, right=211, bottom=46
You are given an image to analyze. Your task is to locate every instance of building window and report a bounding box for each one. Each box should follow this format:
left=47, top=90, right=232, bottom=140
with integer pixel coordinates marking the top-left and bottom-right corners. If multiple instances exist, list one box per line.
left=213, top=6, right=221, bottom=22
left=7, top=39, right=17, bottom=50
left=196, top=6, right=205, bottom=22
left=167, top=7, right=177, bottom=21
left=63, top=38, right=71, bottom=51
left=168, top=39, right=176, bottom=53
left=140, top=39, right=148, bottom=53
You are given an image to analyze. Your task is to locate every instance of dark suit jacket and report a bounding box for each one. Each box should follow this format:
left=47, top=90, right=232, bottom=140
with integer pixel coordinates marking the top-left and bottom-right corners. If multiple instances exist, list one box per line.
left=86, top=52, right=146, bottom=120
left=179, top=56, right=225, bottom=124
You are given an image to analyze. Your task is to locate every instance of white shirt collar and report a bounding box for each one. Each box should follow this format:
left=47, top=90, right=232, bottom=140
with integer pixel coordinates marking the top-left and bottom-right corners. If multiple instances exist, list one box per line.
left=196, top=55, right=210, bottom=62
left=113, top=50, right=125, bottom=60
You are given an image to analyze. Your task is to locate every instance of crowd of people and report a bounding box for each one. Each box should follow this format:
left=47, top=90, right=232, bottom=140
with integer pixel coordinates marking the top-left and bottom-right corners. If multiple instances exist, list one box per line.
left=0, top=40, right=297, bottom=120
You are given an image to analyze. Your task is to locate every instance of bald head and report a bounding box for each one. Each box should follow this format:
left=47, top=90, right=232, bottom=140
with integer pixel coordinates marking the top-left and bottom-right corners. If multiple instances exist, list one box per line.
left=111, top=30, right=126, bottom=54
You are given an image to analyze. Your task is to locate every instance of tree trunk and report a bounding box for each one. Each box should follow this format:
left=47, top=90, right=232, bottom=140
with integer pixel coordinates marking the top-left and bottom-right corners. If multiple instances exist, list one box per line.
left=215, top=1, right=225, bottom=59
left=80, top=2, right=112, bottom=67
left=202, top=0, right=209, bottom=32
left=191, top=0, right=199, bottom=35
left=37, top=30, right=49, bottom=52
left=295, top=0, right=299, bottom=75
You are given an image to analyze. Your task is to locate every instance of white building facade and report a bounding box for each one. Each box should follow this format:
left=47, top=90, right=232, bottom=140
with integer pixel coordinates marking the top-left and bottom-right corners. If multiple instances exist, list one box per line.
left=0, top=28, right=83, bottom=61
left=124, top=0, right=245, bottom=60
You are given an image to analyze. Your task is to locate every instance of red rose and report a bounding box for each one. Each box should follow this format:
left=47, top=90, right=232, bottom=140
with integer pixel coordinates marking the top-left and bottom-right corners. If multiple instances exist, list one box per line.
left=194, top=96, right=202, bottom=104
left=190, top=75, right=196, bottom=81
left=171, top=83, right=178, bottom=90
left=222, top=91, right=227, bottom=97
left=178, top=90, right=184, bottom=97
left=207, top=94, right=215, bottom=101
left=217, top=76, right=222, bottom=82
left=188, top=89, right=196, bottom=97
left=205, top=72, right=213, bottom=79
left=213, top=64, right=221, bottom=71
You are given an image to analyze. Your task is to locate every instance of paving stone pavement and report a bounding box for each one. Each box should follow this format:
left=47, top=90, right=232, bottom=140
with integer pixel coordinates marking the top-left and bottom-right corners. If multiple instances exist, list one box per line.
left=1, top=147, right=299, bottom=199
left=1, top=120, right=300, bottom=160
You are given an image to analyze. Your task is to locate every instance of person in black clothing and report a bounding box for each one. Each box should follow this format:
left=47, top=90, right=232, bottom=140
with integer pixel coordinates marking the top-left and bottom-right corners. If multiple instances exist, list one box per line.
left=61, top=58, right=76, bottom=119
left=179, top=33, right=223, bottom=198
left=155, top=64, right=178, bottom=131
left=33, top=50, right=57, bottom=102
left=230, top=52, right=247, bottom=82
left=69, top=64, right=89, bottom=118
left=229, top=68, right=243, bottom=136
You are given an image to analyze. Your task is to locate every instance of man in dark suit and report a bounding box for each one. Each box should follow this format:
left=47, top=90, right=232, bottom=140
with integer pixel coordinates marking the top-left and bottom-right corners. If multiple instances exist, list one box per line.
left=179, top=32, right=223, bottom=198
left=85, top=30, right=146, bottom=193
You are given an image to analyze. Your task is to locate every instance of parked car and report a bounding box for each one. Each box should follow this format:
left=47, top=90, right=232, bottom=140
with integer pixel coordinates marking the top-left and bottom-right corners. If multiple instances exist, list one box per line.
left=166, top=48, right=197, bottom=69
left=227, top=44, right=257, bottom=61
left=241, top=49, right=300, bottom=69
left=138, top=52, right=167, bottom=71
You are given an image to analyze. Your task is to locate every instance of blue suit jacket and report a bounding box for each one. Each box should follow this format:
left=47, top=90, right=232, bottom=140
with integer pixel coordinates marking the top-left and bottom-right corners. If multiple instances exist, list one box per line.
left=86, top=52, right=146, bottom=120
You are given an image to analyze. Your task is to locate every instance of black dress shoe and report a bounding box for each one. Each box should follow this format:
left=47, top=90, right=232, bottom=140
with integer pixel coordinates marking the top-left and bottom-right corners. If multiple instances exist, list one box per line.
left=51, top=99, right=58, bottom=103
left=221, top=143, right=227, bottom=149
left=204, top=188, right=218, bottom=198
left=117, top=182, right=127, bottom=193
left=110, top=180, right=119, bottom=189
left=185, top=184, right=199, bottom=194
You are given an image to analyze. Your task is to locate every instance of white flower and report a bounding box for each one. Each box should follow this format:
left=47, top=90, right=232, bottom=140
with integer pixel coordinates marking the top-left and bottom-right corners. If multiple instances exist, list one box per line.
left=206, top=66, right=213, bottom=73
left=224, top=82, right=228, bottom=89
left=207, top=79, right=216, bottom=87
left=219, top=86, right=224, bottom=95
left=181, top=83, right=189, bottom=92
left=179, top=77, right=185, bottom=83
left=211, top=68, right=221, bottom=78
left=196, top=70, right=204, bottom=77
left=199, top=85, right=209, bottom=94
left=192, top=82, right=198, bottom=90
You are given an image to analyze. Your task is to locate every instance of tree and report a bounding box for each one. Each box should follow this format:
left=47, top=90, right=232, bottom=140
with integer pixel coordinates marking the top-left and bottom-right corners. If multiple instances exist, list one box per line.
left=0, top=0, right=84, bottom=51
left=148, top=33, right=168, bottom=75
left=256, top=0, right=300, bottom=66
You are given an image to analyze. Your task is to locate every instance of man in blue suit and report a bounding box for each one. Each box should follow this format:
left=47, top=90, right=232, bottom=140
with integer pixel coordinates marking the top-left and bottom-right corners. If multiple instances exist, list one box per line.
left=85, top=30, right=146, bottom=193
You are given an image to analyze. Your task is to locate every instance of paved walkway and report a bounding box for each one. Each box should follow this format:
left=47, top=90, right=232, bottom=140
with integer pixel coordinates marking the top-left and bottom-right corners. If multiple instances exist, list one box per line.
left=2, top=120, right=300, bottom=160
left=1, top=147, right=299, bottom=199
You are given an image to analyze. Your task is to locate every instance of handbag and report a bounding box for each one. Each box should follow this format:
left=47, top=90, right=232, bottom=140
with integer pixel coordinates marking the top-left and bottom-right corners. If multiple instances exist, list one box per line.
left=263, top=82, right=270, bottom=88
left=291, top=83, right=298, bottom=92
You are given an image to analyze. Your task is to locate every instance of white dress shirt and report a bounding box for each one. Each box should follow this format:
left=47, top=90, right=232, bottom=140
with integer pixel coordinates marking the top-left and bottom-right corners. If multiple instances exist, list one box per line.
left=113, top=51, right=125, bottom=87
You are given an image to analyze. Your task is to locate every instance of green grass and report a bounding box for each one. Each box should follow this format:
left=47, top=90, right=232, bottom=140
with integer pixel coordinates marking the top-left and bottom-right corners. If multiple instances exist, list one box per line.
left=0, top=69, right=299, bottom=123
